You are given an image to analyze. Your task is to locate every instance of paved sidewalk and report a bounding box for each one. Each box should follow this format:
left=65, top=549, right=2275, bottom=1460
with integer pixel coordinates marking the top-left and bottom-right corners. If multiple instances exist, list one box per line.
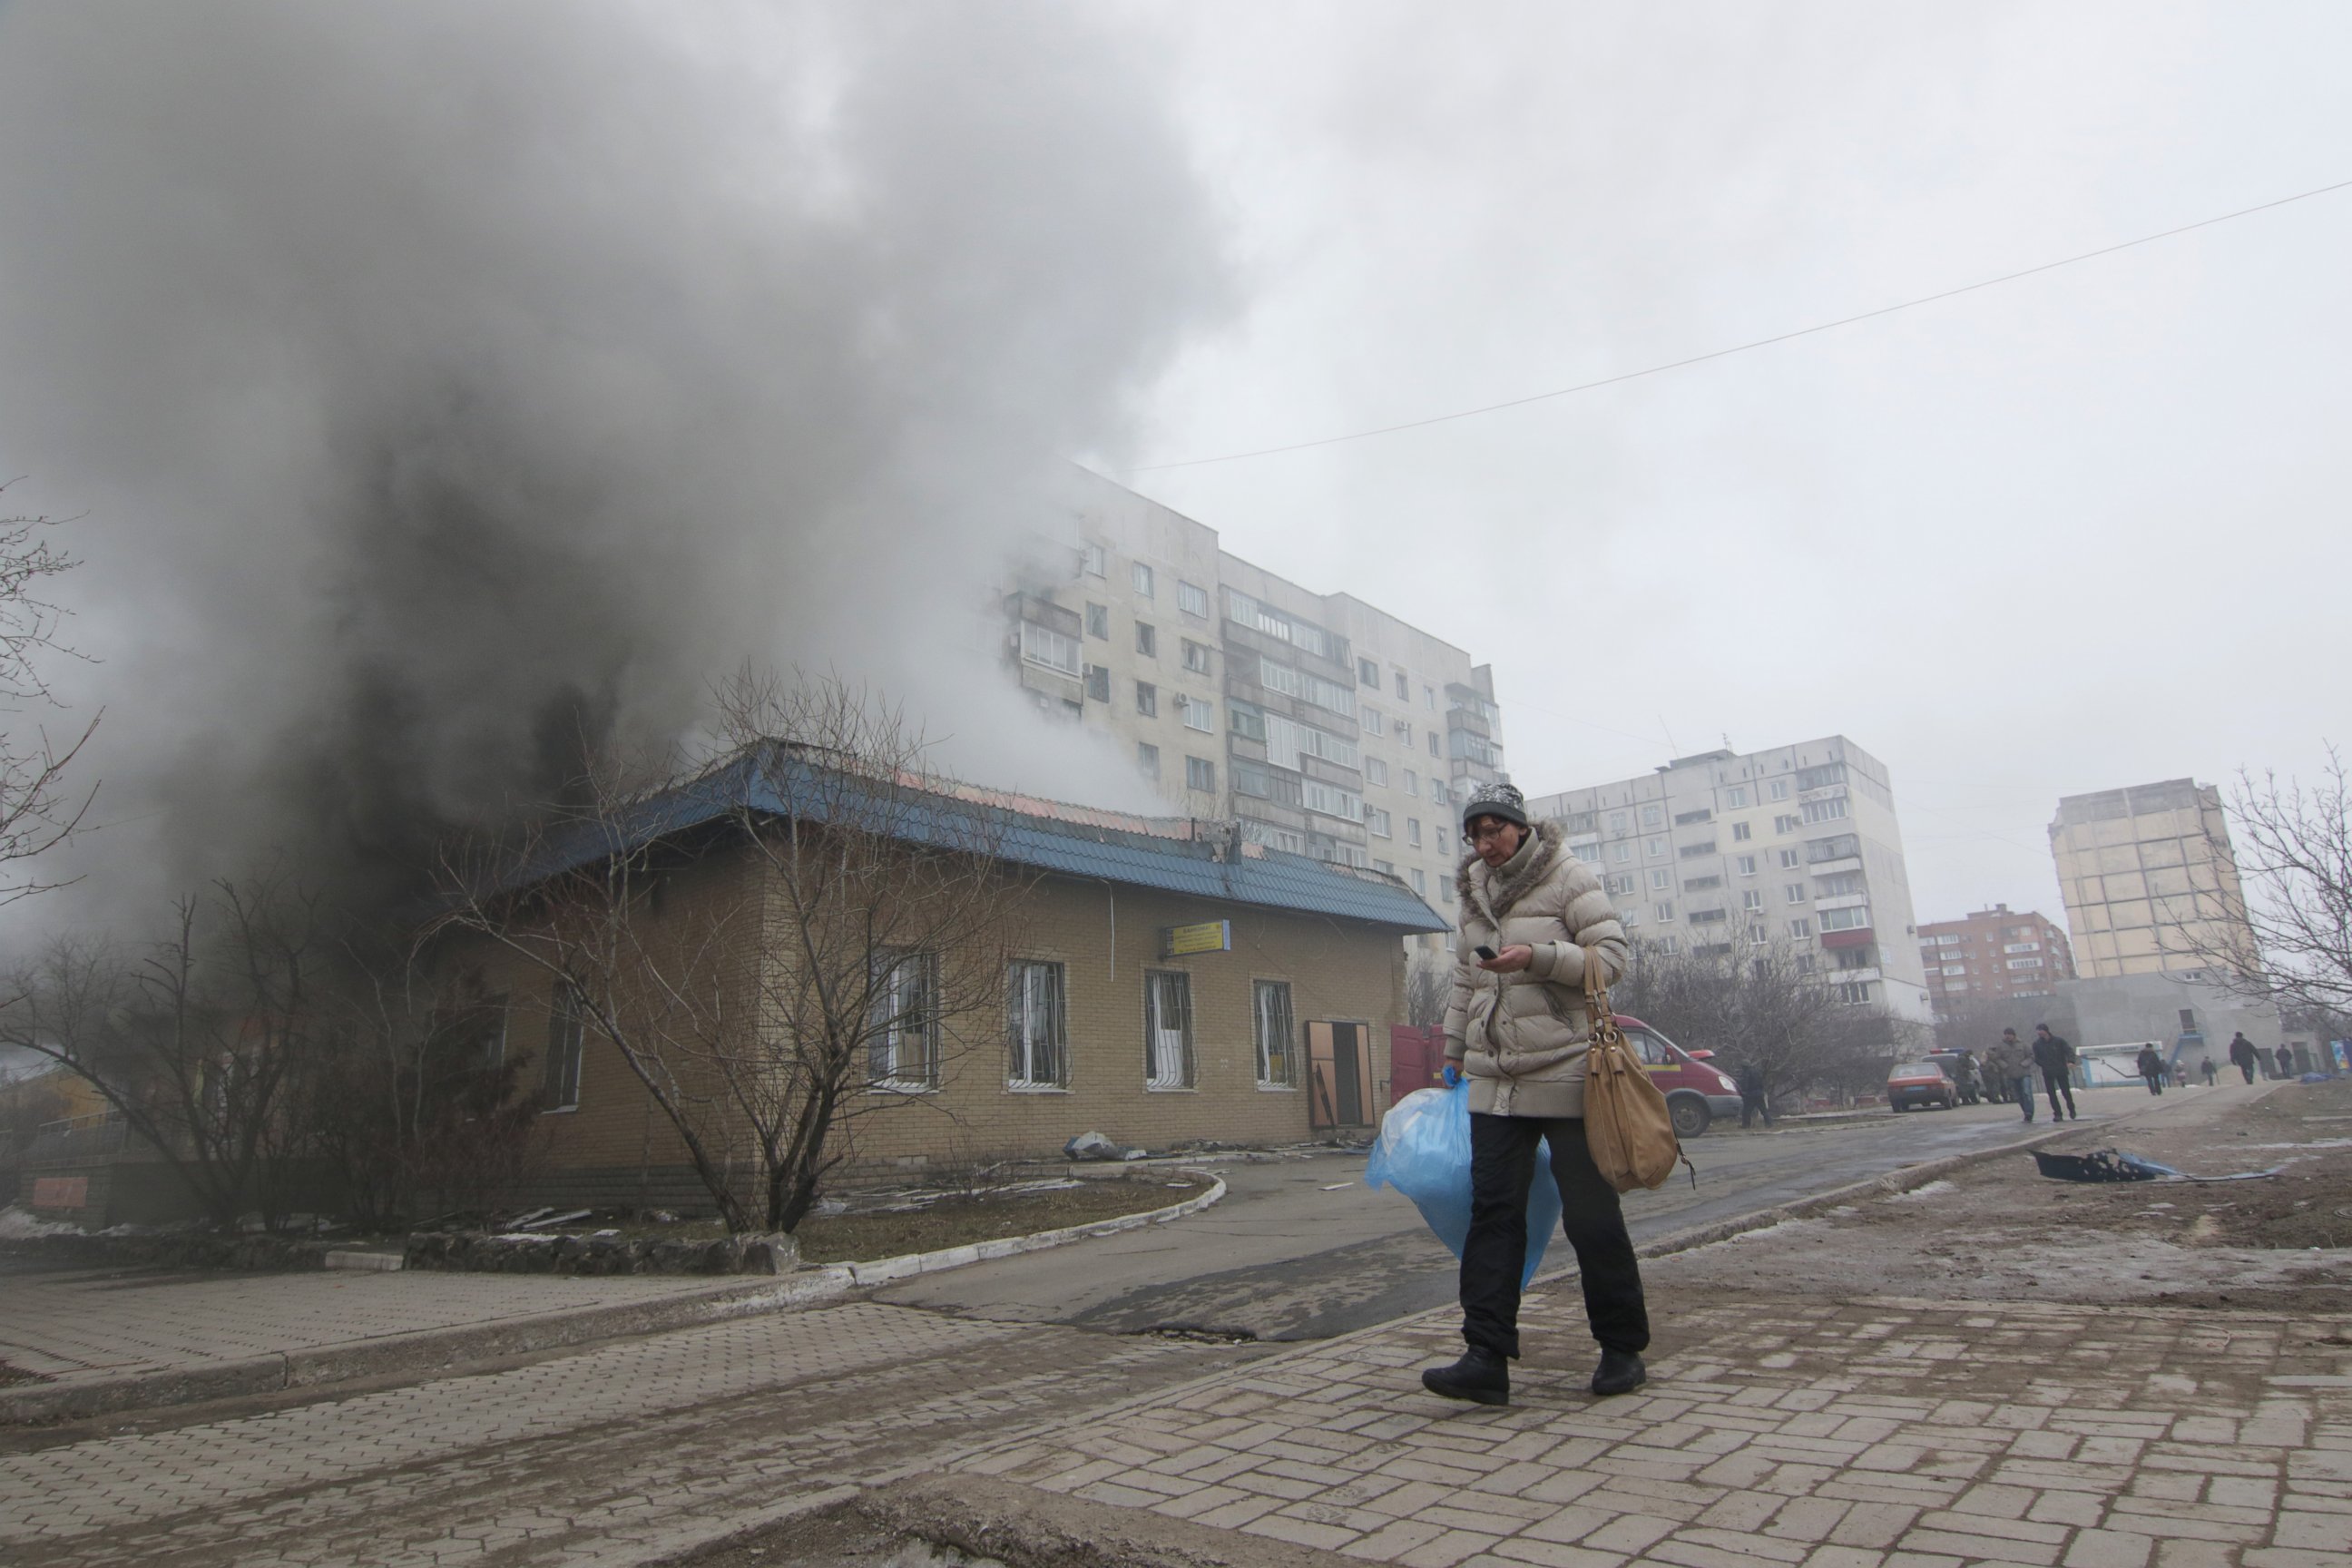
left=0, top=1258, right=786, bottom=1420
left=946, top=1286, right=2351, bottom=1568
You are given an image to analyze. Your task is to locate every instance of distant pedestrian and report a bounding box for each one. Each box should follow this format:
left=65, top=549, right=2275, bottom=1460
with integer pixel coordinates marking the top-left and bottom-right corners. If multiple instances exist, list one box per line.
left=1736, top=1062, right=1773, bottom=1129
left=2135, top=1043, right=2165, bottom=1096
left=1988, top=1029, right=2035, bottom=1122
left=2033, top=1024, right=2079, bottom=1121
left=2274, top=1044, right=2295, bottom=1080
left=2200, top=1056, right=2218, bottom=1086
left=2229, top=1032, right=2259, bottom=1084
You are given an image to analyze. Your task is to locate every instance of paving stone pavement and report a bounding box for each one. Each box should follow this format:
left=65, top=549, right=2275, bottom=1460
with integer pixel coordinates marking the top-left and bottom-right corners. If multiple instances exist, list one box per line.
left=0, top=1300, right=1245, bottom=1566
left=0, top=1260, right=753, bottom=1385
left=951, top=1289, right=2352, bottom=1568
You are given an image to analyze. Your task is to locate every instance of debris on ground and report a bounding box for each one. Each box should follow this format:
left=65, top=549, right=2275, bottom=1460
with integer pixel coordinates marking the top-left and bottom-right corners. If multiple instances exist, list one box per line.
left=1063, top=1130, right=1141, bottom=1161
left=2032, top=1147, right=2284, bottom=1183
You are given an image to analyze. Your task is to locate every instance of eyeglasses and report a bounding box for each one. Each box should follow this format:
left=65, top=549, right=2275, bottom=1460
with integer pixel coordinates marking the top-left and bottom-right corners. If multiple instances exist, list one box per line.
left=1467, top=820, right=1520, bottom=842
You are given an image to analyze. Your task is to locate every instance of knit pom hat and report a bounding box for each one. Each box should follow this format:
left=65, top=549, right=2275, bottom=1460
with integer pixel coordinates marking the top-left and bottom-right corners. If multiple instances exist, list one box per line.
left=1460, top=779, right=1529, bottom=836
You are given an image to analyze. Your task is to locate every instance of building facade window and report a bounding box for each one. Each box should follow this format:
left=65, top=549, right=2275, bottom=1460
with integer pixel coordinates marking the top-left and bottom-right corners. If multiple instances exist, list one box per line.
left=1427, top=730, right=1441, bottom=759
left=1769, top=779, right=1789, bottom=800
left=1366, top=757, right=1388, bottom=787
left=1802, top=797, right=1848, bottom=823
left=1134, top=681, right=1156, bottom=717
left=1642, top=805, right=1662, bottom=827
left=1732, top=821, right=1752, bottom=842
left=1135, top=622, right=1156, bottom=658
left=1083, top=664, right=1109, bottom=703
left=1177, top=580, right=1208, bottom=617
left=1411, top=868, right=1427, bottom=894
left=1360, top=706, right=1384, bottom=736
left=1253, top=980, right=1297, bottom=1088
left=1084, top=603, right=1109, bottom=639
left=1143, top=971, right=1194, bottom=1089
left=1132, top=561, right=1154, bottom=597
left=1018, top=621, right=1081, bottom=677
left=1367, top=808, right=1392, bottom=838
left=1655, top=902, right=1676, bottom=922
left=1736, top=855, right=1758, bottom=876
left=1407, top=818, right=1423, bottom=848
left=1742, top=890, right=1764, bottom=911
left=1784, top=884, right=1807, bottom=905
left=1181, top=639, right=1211, bottom=674
left=1081, top=543, right=1106, bottom=577
left=1136, top=740, right=1158, bottom=778
left=541, top=985, right=583, bottom=1112
left=1180, top=695, right=1213, bottom=732
left=1788, top=918, right=1811, bottom=938
left=1006, top=960, right=1068, bottom=1089
left=1395, top=670, right=1409, bottom=700
left=1646, top=838, right=1665, bottom=858
left=1358, top=657, right=1379, bottom=687
left=1227, top=700, right=1265, bottom=741
left=1727, top=786, right=1749, bottom=808
left=1185, top=755, right=1216, bottom=792
left=867, top=949, right=939, bottom=1089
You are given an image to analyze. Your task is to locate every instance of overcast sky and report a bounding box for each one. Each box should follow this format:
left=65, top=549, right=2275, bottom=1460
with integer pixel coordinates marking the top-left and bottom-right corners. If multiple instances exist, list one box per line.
left=2, top=3, right=2345, bottom=941
left=1112, top=1, right=2351, bottom=927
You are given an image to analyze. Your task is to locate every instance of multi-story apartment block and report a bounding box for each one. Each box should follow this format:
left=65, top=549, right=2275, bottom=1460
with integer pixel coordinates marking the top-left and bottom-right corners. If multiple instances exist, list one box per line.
left=1003, top=470, right=1502, bottom=948
left=1524, top=737, right=1931, bottom=1020
left=1916, top=904, right=2075, bottom=1011
left=2049, top=779, right=2256, bottom=979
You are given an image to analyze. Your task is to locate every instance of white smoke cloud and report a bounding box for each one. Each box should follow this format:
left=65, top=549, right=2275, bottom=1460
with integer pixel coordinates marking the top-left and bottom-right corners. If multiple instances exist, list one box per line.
left=0, top=0, right=1229, bottom=929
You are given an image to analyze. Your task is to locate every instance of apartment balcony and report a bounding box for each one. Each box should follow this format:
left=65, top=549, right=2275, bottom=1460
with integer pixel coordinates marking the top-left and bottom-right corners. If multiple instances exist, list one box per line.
left=1821, top=928, right=1874, bottom=950
left=1808, top=857, right=1863, bottom=877
left=1813, top=892, right=1868, bottom=913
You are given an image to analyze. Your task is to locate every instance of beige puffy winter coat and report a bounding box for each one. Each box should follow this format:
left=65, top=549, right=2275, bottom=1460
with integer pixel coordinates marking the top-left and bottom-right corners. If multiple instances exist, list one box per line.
left=1443, top=820, right=1630, bottom=1119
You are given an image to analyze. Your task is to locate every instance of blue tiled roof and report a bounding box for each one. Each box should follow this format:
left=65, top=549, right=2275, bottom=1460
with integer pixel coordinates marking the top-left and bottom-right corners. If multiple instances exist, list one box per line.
left=512, top=748, right=1449, bottom=935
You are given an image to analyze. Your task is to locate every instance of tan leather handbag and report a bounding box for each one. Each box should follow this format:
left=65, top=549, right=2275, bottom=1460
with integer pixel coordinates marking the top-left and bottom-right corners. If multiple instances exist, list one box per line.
left=1580, top=958, right=1690, bottom=1193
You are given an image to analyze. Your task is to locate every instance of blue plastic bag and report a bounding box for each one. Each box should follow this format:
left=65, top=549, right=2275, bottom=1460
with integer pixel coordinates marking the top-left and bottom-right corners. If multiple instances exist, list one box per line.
left=1364, top=1080, right=1562, bottom=1287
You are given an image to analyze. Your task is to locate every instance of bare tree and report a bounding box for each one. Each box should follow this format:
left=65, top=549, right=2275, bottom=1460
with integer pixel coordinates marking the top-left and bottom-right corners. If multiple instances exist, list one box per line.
left=0, top=877, right=324, bottom=1230
left=1615, top=934, right=1914, bottom=1105
left=428, top=672, right=1031, bottom=1235
left=1404, top=947, right=1452, bottom=1029
left=293, top=952, right=545, bottom=1231
left=0, top=495, right=99, bottom=905
left=2178, top=749, right=2352, bottom=1019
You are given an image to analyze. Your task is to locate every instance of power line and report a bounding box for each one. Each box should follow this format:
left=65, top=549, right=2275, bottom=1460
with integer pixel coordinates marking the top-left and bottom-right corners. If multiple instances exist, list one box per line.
left=1133, top=176, right=2352, bottom=474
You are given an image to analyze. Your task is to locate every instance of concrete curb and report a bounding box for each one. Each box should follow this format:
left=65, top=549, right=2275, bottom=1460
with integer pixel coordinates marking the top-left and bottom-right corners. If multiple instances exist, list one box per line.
left=0, top=1171, right=1226, bottom=1427
left=844, top=1168, right=1227, bottom=1286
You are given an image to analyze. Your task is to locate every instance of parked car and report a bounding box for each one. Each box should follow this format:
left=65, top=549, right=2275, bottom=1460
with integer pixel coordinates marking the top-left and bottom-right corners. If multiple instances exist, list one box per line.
left=1614, top=1015, right=1744, bottom=1138
left=1926, top=1049, right=1983, bottom=1105
left=1886, top=1060, right=1957, bottom=1112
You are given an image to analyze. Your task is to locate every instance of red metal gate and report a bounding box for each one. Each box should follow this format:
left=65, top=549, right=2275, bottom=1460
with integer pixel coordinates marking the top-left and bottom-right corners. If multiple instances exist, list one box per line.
left=1388, top=1024, right=1446, bottom=1109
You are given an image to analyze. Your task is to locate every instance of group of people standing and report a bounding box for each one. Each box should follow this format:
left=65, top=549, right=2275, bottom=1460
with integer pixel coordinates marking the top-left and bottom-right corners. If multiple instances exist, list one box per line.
left=1982, top=1024, right=2079, bottom=1122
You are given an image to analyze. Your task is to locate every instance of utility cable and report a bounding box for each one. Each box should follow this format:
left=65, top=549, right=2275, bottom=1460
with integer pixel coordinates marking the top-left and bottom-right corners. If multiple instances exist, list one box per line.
left=1133, top=176, right=2352, bottom=473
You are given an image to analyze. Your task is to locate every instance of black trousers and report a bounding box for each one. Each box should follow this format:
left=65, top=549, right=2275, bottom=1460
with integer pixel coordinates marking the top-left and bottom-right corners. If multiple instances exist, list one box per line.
left=1460, top=1112, right=1650, bottom=1358
left=2040, top=1067, right=2076, bottom=1119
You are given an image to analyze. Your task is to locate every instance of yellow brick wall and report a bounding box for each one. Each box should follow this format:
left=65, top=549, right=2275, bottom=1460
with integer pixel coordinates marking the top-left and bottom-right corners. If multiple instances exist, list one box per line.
left=442, top=838, right=1418, bottom=1197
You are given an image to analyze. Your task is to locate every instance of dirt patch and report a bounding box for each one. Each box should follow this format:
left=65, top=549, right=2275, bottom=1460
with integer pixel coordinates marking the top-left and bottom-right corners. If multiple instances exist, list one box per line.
left=0, top=1361, right=42, bottom=1388
left=1648, top=1078, right=2352, bottom=1313
left=795, top=1176, right=1211, bottom=1265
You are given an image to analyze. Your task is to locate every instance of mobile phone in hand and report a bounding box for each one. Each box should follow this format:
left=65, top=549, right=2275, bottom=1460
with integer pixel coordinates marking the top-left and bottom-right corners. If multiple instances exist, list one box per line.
left=1474, top=945, right=1498, bottom=961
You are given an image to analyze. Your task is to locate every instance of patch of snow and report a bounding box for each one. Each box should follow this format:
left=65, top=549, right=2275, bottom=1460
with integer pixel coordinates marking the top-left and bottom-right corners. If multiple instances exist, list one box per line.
left=1886, top=1180, right=1956, bottom=1201
left=0, top=1205, right=78, bottom=1240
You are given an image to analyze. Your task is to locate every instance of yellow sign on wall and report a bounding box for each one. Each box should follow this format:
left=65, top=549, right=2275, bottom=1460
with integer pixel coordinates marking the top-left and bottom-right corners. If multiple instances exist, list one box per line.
left=1161, top=920, right=1232, bottom=957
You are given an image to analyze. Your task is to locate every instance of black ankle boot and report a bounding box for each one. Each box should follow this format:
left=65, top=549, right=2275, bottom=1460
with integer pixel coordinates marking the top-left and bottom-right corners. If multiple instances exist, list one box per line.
left=1591, top=1348, right=1647, bottom=1396
left=1421, top=1346, right=1510, bottom=1406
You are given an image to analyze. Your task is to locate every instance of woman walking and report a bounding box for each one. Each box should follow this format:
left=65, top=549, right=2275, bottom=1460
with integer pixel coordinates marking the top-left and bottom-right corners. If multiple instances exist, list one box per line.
left=1421, top=781, right=1647, bottom=1407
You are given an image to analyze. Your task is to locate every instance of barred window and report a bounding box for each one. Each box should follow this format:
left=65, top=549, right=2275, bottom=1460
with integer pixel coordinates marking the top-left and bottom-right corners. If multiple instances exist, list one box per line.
left=1143, top=971, right=1195, bottom=1090
left=1253, top=980, right=1297, bottom=1088
left=867, top=948, right=939, bottom=1089
left=1007, top=960, right=1068, bottom=1089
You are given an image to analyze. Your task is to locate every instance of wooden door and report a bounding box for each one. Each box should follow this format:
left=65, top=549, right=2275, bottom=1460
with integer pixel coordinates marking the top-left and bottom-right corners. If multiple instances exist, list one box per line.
left=1307, top=1021, right=1376, bottom=1130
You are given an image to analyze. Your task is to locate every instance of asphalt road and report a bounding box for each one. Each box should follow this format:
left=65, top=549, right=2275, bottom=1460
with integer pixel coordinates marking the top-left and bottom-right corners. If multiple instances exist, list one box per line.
left=877, top=1083, right=2174, bottom=1340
